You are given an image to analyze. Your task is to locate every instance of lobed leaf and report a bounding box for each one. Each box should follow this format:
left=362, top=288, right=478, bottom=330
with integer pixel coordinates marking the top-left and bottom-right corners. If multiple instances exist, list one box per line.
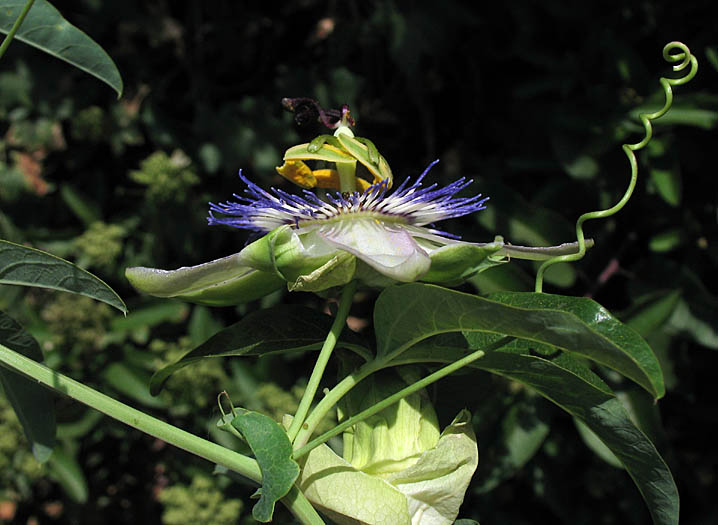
left=0, top=240, right=127, bottom=314
left=0, top=0, right=123, bottom=96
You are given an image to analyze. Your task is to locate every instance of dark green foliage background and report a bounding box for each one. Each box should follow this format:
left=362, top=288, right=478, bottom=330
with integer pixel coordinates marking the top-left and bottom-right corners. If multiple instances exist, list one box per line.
left=1, top=1, right=716, bottom=523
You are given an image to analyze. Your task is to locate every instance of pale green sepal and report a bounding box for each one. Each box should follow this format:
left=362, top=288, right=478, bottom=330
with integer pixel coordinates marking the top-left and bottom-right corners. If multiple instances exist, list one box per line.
left=387, top=410, right=478, bottom=525
left=297, top=442, right=412, bottom=525
left=288, top=252, right=356, bottom=292
left=421, top=242, right=506, bottom=284
left=234, top=230, right=282, bottom=273
left=125, top=253, right=284, bottom=306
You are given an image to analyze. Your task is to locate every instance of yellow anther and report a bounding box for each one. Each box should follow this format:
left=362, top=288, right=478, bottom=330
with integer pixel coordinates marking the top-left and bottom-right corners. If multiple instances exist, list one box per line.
left=310, top=170, right=371, bottom=192
left=276, top=160, right=316, bottom=188
left=277, top=161, right=372, bottom=192
left=312, top=169, right=341, bottom=189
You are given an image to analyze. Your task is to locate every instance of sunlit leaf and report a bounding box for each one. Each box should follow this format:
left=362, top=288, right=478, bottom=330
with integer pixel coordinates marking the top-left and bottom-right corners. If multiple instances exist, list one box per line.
left=0, top=240, right=127, bottom=314
left=374, top=284, right=664, bottom=399
left=231, top=410, right=300, bottom=522
left=0, top=0, right=123, bottom=96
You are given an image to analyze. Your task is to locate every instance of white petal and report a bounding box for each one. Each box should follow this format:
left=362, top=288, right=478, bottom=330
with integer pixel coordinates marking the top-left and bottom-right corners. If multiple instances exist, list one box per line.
left=317, top=218, right=431, bottom=282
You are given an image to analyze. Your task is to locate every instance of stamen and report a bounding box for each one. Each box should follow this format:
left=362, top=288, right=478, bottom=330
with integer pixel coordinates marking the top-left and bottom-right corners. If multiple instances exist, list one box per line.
left=208, top=162, right=488, bottom=236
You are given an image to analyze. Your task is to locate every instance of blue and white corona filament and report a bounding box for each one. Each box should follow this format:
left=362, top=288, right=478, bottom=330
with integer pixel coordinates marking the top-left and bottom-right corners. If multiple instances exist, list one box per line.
left=207, top=161, right=489, bottom=282
left=209, top=161, right=487, bottom=232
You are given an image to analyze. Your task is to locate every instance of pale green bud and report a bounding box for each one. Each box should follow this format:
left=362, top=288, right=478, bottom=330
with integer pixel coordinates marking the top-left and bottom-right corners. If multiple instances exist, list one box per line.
left=341, top=369, right=441, bottom=477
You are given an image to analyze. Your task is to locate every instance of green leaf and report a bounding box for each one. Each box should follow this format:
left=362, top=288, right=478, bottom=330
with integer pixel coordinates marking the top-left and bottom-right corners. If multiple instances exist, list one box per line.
left=0, top=310, right=56, bottom=462
left=630, top=106, right=718, bottom=129
left=230, top=410, right=300, bottom=522
left=149, top=305, right=371, bottom=395
left=476, top=351, right=678, bottom=525
left=468, top=261, right=535, bottom=294
left=398, top=342, right=678, bottom=525
left=102, top=362, right=166, bottom=409
left=374, top=284, right=664, bottom=399
left=60, top=184, right=101, bottom=226
left=648, top=228, right=683, bottom=253
left=650, top=168, right=682, bottom=207
left=47, top=446, right=89, bottom=503
left=109, top=301, right=188, bottom=333
left=621, top=290, right=681, bottom=338
left=0, top=0, right=123, bottom=97
left=0, top=239, right=127, bottom=314
left=574, top=417, right=624, bottom=468
left=474, top=398, right=550, bottom=493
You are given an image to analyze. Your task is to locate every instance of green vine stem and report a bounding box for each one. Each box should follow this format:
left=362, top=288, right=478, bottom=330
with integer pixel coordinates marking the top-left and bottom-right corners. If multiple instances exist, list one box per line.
left=287, top=280, right=358, bottom=443
left=534, top=41, right=698, bottom=293
left=292, top=347, right=488, bottom=459
left=0, top=0, right=36, bottom=61
left=0, top=343, right=325, bottom=525
left=292, top=336, right=515, bottom=451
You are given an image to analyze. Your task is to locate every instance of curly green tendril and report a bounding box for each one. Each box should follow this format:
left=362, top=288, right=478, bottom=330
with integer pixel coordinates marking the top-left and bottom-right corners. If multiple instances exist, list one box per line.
left=534, top=41, right=698, bottom=293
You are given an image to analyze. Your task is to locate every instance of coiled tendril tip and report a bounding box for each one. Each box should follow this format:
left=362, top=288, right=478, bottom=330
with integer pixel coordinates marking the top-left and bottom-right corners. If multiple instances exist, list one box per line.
left=534, top=42, right=697, bottom=293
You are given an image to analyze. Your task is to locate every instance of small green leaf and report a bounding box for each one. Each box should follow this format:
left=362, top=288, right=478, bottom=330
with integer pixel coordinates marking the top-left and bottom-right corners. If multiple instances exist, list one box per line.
left=231, top=410, right=300, bottom=522
left=374, top=284, right=665, bottom=399
left=621, top=290, right=681, bottom=338
left=110, top=301, right=188, bottom=333
left=706, top=46, right=718, bottom=72
left=630, top=105, right=718, bottom=129
left=47, top=446, right=89, bottom=503
left=149, top=305, right=371, bottom=395
left=474, top=399, right=550, bottom=493
left=0, top=310, right=56, bottom=462
left=0, top=0, right=123, bottom=97
left=60, top=184, right=101, bottom=226
left=574, top=418, right=624, bottom=468
left=468, top=262, right=535, bottom=294
left=0, top=239, right=127, bottom=314
left=102, top=362, right=166, bottom=408
left=650, top=168, right=682, bottom=207
left=649, top=228, right=683, bottom=253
